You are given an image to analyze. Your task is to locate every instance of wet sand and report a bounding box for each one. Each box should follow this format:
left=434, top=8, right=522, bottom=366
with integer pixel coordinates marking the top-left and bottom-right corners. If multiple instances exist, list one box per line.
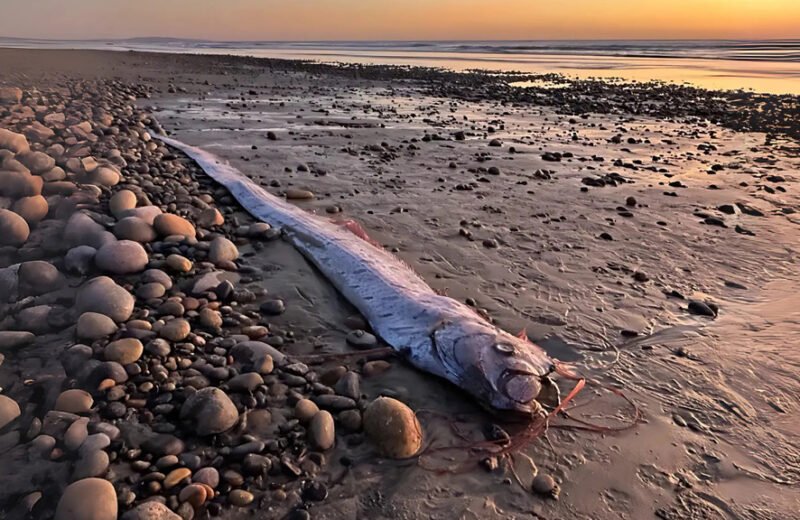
left=1, top=49, right=799, bottom=519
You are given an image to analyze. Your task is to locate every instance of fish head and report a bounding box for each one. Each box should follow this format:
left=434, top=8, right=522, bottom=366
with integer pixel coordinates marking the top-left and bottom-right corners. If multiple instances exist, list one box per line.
left=432, top=319, right=554, bottom=416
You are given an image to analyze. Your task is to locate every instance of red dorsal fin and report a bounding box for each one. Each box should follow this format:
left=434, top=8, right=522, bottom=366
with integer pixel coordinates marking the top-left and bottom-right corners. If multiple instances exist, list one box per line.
left=333, top=219, right=383, bottom=248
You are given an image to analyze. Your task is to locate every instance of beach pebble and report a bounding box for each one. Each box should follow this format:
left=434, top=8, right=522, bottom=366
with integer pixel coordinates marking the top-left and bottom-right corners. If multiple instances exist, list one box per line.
left=194, top=467, right=220, bottom=488
left=166, top=254, right=193, bottom=272
left=72, top=449, right=109, bottom=480
left=55, top=389, right=93, bottom=414
left=65, top=213, right=115, bottom=249
left=164, top=467, right=192, bottom=489
left=259, top=298, right=285, bottom=315
left=179, top=483, right=209, bottom=508
left=228, top=489, right=254, bottom=506
left=0, top=331, right=35, bottom=351
left=19, top=151, right=55, bottom=174
left=136, top=282, right=165, bottom=299
left=0, top=395, right=21, bottom=429
left=18, top=260, right=63, bottom=295
left=11, top=195, right=48, bottom=225
left=309, top=411, right=335, bottom=450
left=65, top=246, right=97, bottom=275
left=199, top=307, right=223, bottom=330
left=160, top=318, right=191, bottom=341
left=122, top=501, right=181, bottom=520
left=76, top=312, right=118, bottom=340
left=76, top=276, right=135, bottom=322
left=286, top=188, right=314, bottom=200
left=209, top=236, right=239, bottom=265
left=198, top=207, right=224, bottom=227
left=180, top=387, right=239, bottom=435
left=113, top=216, right=156, bottom=242
left=87, top=166, right=120, bottom=187
left=363, top=397, right=423, bottom=458
left=121, top=205, right=162, bottom=225
left=109, top=189, right=137, bottom=217
left=0, top=128, right=30, bottom=153
left=0, top=87, right=22, bottom=104
left=0, top=208, right=30, bottom=246
left=95, top=240, right=149, bottom=274
left=154, top=213, right=196, bottom=238
left=227, top=372, right=264, bottom=392
left=63, top=417, right=90, bottom=451
left=55, top=478, right=117, bottom=520
left=345, top=329, right=377, bottom=349
left=104, top=338, right=144, bottom=365
left=294, top=399, right=319, bottom=424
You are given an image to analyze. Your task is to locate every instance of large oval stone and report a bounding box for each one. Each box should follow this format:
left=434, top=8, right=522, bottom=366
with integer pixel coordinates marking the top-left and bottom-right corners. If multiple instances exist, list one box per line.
left=0, top=208, right=30, bottom=246
left=180, top=387, right=238, bottom=435
left=76, top=276, right=134, bottom=322
left=55, top=478, right=117, bottom=520
left=95, top=240, right=148, bottom=274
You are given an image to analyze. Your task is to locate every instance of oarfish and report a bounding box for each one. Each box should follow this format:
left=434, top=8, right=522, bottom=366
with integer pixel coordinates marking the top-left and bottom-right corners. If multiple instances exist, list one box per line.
left=156, top=135, right=555, bottom=416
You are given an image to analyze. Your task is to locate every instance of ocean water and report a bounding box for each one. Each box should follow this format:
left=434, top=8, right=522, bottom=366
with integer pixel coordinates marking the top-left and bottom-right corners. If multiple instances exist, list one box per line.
left=2, top=38, right=800, bottom=94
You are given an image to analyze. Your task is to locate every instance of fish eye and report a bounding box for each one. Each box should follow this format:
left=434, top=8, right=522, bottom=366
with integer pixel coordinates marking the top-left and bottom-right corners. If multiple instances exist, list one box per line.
left=494, top=343, right=515, bottom=355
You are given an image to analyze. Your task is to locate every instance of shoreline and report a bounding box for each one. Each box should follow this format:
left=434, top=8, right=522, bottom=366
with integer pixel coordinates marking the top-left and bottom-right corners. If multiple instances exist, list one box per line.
left=0, top=48, right=798, bottom=519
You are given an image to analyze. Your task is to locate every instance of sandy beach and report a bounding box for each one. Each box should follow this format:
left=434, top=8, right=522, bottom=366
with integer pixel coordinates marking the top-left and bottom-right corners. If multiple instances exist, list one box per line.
left=0, top=48, right=798, bottom=519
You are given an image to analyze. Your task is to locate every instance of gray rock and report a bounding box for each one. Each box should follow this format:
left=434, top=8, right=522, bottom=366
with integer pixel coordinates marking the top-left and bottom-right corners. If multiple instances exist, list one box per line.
left=95, top=240, right=148, bottom=274
left=180, top=387, right=238, bottom=435
left=76, top=312, right=118, bottom=340
left=76, top=276, right=135, bottom=322
left=0, top=331, right=34, bottom=351
left=308, top=411, right=335, bottom=450
left=65, top=246, right=97, bottom=275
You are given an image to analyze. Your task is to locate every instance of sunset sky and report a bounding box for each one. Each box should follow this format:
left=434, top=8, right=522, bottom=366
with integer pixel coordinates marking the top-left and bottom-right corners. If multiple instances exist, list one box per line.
left=1, top=0, right=799, bottom=40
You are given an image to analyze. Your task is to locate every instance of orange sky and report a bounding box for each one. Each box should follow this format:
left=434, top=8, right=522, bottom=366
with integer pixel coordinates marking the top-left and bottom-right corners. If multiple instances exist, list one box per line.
left=1, top=0, right=799, bottom=40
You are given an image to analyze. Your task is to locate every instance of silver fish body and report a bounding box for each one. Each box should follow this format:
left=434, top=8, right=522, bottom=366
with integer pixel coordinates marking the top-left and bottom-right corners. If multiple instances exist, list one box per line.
left=156, top=135, right=554, bottom=414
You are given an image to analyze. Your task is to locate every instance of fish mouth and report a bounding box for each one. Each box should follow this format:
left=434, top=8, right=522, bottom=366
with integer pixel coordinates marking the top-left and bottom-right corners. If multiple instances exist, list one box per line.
left=498, top=368, right=543, bottom=405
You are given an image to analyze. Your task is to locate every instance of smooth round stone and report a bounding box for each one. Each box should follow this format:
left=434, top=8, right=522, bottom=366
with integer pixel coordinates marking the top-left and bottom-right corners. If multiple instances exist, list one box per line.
left=294, top=399, right=319, bottom=424
left=64, top=417, right=90, bottom=451
left=18, top=260, right=63, bottom=295
left=178, top=484, right=208, bottom=508
left=136, top=282, right=166, bottom=299
left=180, top=387, right=238, bottom=435
left=228, top=489, right=254, bottom=507
left=76, top=312, right=118, bottom=340
left=208, top=237, right=239, bottom=265
left=80, top=433, right=111, bottom=454
left=163, top=467, right=192, bottom=489
left=194, top=467, right=220, bottom=488
left=0, top=395, right=21, bottom=429
left=227, top=372, right=263, bottom=393
left=165, top=254, right=192, bottom=272
left=362, top=360, right=392, bottom=378
left=154, top=213, right=196, bottom=238
left=76, top=276, right=135, bottom=322
left=55, top=389, right=93, bottom=414
left=114, top=216, right=156, bottom=243
left=55, top=478, right=117, bottom=520
left=0, top=128, right=29, bottom=153
left=345, top=329, right=377, bottom=349
left=142, top=269, right=173, bottom=289
left=0, top=170, right=42, bottom=198
left=259, top=299, right=285, bottom=316
left=121, top=501, right=181, bottom=520
left=65, top=246, right=97, bottom=275
left=197, top=208, right=224, bottom=228
left=19, top=151, right=55, bottom=174
left=65, top=212, right=114, bottom=249
left=286, top=188, right=314, bottom=200
left=120, top=205, right=162, bottom=225
left=160, top=318, right=190, bottom=341
left=95, top=240, right=148, bottom=274
left=73, top=449, right=109, bottom=480
left=0, top=331, right=35, bottom=351
left=0, top=208, right=30, bottom=246
left=362, top=397, right=423, bottom=459
left=109, top=190, right=137, bottom=218
left=104, top=338, right=143, bottom=365
left=11, top=195, right=48, bottom=225
left=198, top=308, right=222, bottom=330
left=308, top=411, right=335, bottom=451
left=338, top=409, right=362, bottom=432
left=88, top=166, right=120, bottom=187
